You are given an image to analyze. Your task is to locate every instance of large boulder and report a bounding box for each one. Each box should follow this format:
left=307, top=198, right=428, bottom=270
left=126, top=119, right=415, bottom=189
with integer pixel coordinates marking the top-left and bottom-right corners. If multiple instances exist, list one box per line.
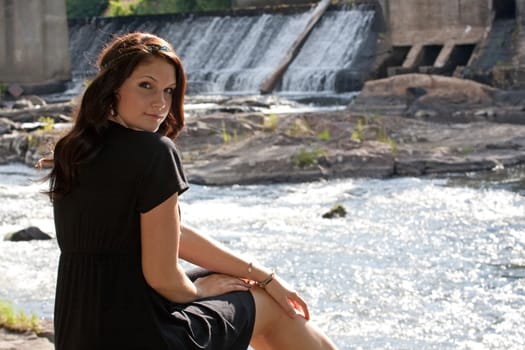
left=350, top=73, right=499, bottom=121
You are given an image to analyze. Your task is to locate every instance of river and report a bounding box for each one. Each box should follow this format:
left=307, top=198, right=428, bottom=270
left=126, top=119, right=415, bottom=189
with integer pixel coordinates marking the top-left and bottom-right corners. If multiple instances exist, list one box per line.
left=0, top=162, right=524, bottom=349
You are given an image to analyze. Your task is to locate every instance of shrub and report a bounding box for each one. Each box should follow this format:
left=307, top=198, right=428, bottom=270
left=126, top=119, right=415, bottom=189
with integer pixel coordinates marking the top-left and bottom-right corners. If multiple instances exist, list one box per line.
left=0, top=300, right=40, bottom=333
left=66, top=0, right=107, bottom=18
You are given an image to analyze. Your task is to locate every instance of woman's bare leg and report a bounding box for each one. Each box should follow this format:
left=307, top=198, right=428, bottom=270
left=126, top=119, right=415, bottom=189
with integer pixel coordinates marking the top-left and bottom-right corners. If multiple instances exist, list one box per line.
left=249, top=287, right=338, bottom=350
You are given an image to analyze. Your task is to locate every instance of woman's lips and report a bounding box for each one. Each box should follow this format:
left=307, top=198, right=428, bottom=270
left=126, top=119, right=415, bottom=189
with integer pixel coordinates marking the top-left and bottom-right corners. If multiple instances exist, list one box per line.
left=145, top=113, right=163, bottom=119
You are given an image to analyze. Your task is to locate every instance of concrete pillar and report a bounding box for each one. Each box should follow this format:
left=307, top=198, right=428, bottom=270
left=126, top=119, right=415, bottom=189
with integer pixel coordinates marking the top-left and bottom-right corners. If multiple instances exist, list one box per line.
left=434, top=41, right=455, bottom=68
left=0, top=0, right=71, bottom=88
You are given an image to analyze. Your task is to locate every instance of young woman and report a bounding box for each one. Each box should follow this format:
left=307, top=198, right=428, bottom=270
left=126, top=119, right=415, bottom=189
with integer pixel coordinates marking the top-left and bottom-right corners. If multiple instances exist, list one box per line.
left=46, top=32, right=338, bottom=350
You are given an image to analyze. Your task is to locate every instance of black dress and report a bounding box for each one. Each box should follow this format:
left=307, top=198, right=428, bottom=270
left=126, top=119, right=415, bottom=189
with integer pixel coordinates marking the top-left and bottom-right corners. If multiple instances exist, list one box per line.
left=53, top=121, right=255, bottom=350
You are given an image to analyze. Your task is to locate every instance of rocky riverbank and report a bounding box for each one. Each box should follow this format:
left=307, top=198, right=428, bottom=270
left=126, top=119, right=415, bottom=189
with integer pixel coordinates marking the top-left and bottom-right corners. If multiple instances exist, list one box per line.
left=1, top=74, right=524, bottom=185
left=0, top=320, right=53, bottom=350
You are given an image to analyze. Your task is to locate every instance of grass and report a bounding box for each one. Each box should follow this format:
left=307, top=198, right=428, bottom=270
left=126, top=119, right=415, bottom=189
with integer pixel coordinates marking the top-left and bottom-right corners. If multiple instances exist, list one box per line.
left=317, top=128, right=331, bottom=141
left=351, top=118, right=365, bottom=142
left=38, top=116, right=55, bottom=132
left=377, top=126, right=398, bottom=156
left=263, top=113, right=278, bottom=132
left=292, top=147, right=326, bottom=168
left=0, top=300, right=41, bottom=333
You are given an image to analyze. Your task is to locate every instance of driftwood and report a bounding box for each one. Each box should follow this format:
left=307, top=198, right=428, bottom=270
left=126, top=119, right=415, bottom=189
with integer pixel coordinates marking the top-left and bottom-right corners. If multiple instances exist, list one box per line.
left=259, top=0, right=331, bottom=94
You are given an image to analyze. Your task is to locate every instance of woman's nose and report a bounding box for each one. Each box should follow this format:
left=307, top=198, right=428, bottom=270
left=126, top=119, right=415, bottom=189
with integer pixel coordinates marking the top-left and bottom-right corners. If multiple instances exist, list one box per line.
left=152, top=94, right=166, bottom=110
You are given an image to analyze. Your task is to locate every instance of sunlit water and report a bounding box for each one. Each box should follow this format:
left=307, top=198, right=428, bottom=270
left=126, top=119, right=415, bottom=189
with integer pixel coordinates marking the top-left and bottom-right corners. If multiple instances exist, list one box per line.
left=1, top=163, right=524, bottom=350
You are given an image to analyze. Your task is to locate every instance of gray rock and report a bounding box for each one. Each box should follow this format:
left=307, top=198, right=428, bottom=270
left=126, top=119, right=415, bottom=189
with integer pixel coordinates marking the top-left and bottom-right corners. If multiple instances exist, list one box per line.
left=4, top=226, right=52, bottom=242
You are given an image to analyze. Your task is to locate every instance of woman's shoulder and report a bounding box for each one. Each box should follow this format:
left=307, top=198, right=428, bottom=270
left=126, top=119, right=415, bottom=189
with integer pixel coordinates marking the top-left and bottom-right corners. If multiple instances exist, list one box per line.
left=109, top=122, right=177, bottom=152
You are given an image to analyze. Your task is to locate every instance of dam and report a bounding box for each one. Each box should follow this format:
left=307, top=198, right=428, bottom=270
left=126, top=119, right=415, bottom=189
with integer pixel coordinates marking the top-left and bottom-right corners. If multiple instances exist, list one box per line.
left=0, top=0, right=524, bottom=96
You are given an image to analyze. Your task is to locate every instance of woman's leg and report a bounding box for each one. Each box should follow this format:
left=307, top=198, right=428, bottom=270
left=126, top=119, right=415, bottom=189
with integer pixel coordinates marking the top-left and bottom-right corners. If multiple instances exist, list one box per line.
left=249, top=287, right=338, bottom=350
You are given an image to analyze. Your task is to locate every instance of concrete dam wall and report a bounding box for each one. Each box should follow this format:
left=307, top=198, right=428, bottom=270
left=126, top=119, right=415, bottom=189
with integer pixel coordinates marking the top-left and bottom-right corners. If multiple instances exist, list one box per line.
left=0, top=0, right=71, bottom=89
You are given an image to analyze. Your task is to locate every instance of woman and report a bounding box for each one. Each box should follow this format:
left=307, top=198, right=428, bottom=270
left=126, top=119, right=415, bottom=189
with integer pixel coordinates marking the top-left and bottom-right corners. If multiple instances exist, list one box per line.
left=46, top=32, right=338, bottom=350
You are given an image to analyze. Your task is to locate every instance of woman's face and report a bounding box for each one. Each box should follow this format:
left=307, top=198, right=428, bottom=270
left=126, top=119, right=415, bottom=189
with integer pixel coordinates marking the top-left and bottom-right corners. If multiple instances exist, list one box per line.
left=113, top=56, right=176, bottom=132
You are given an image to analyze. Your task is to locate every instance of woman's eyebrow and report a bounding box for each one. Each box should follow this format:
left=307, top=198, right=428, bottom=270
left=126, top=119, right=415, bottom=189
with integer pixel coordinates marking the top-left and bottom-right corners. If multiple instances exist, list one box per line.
left=140, top=75, right=176, bottom=87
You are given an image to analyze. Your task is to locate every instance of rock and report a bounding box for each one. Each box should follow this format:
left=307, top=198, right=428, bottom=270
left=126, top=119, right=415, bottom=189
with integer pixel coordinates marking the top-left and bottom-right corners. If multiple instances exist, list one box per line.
left=413, top=109, right=438, bottom=119
left=24, top=95, right=47, bottom=108
left=334, top=69, right=365, bottom=92
left=0, top=118, right=17, bottom=135
left=7, top=83, right=23, bottom=98
left=351, top=73, right=498, bottom=121
left=11, top=99, right=33, bottom=110
left=0, top=324, right=54, bottom=350
left=4, top=227, right=52, bottom=242
left=322, top=204, right=347, bottom=218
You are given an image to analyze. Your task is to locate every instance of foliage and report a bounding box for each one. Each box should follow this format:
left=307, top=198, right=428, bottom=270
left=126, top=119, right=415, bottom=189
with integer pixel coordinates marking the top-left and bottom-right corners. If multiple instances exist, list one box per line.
left=66, top=0, right=107, bottom=18
left=377, top=126, right=398, bottom=156
left=178, top=0, right=232, bottom=12
left=292, top=147, right=325, bottom=168
left=287, top=119, right=311, bottom=137
left=351, top=118, right=365, bottom=142
left=38, top=116, right=55, bottom=132
left=263, top=114, right=278, bottom=132
left=317, top=128, right=330, bottom=141
left=221, top=120, right=231, bottom=143
left=106, top=0, right=231, bottom=16
left=0, top=300, right=40, bottom=333
left=107, top=0, right=137, bottom=16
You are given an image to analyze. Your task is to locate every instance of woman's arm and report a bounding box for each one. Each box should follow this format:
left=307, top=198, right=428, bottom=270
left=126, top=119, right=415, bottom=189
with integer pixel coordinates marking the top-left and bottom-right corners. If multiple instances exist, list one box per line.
left=179, top=224, right=273, bottom=282
left=179, top=224, right=311, bottom=320
left=141, top=193, right=198, bottom=303
left=141, top=193, right=250, bottom=303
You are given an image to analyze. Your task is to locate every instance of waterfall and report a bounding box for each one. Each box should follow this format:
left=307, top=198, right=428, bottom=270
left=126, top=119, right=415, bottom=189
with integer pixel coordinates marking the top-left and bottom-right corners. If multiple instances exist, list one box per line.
left=278, top=10, right=376, bottom=95
left=67, top=7, right=375, bottom=97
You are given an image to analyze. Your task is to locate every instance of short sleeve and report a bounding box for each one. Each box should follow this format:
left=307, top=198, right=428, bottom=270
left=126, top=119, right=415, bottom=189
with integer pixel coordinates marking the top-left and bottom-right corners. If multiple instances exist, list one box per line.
left=136, top=136, right=189, bottom=213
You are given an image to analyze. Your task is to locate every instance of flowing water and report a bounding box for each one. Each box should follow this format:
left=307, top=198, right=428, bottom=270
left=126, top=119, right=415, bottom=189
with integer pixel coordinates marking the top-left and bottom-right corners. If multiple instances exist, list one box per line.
left=1, top=162, right=524, bottom=349
left=59, top=7, right=375, bottom=102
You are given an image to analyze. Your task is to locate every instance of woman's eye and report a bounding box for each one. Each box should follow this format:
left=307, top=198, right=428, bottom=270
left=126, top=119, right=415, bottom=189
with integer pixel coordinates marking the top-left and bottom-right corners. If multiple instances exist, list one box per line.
left=165, top=88, right=174, bottom=95
left=139, top=82, right=152, bottom=89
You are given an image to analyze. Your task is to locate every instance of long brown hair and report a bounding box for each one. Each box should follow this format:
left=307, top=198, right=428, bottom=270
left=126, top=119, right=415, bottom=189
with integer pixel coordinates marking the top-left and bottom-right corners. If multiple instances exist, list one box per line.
left=47, top=32, right=186, bottom=200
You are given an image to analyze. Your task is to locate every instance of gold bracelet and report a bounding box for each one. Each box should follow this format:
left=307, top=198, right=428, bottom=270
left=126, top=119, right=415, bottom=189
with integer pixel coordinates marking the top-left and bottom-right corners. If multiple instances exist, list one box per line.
left=256, top=272, right=275, bottom=288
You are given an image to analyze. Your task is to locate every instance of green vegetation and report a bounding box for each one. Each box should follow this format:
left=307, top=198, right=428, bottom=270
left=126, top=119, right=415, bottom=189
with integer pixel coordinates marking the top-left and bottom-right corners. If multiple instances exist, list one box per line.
left=292, top=147, right=325, bottom=168
left=221, top=121, right=231, bottom=143
left=287, top=119, right=311, bottom=137
left=263, top=114, right=278, bottom=132
left=221, top=120, right=232, bottom=143
left=350, top=115, right=398, bottom=156
left=107, top=0, right=137, bottom=16
left=317, top=128, right=330, bottom=141
left=66, top=0, right=107, bottom=18
left=377, top=126, right=398, bottom=156
left=0, top=300, right=40, bottom=333
left=106, top=0, right=231, bottom=16
left=38, top=116, right=55, bottom=132
left=351, top=118, right=365, bottom=142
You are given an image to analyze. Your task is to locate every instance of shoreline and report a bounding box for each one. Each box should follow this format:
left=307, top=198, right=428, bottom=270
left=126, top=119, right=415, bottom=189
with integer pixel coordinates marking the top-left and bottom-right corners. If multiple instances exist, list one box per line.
left=0, top=320, right=54, bottom=349
left=2, top=75, right=525, bottom=186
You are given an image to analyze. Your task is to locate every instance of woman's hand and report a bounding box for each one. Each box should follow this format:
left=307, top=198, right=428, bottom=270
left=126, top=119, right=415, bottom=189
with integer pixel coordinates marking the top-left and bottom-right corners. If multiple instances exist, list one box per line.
left=263, top=275, right=310, bottom=320
left=194, top=273, right=252, bottom=299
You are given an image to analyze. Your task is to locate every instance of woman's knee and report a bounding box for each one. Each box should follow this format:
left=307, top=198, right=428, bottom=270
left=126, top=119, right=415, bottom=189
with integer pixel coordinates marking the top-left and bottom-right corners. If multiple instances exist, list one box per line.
left=250, top=287, right=287, bottom=337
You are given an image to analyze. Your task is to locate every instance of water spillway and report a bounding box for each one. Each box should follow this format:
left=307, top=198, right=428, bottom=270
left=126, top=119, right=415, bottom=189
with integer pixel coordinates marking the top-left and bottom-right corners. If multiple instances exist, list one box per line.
left=68, top=6, right=376, bottom=97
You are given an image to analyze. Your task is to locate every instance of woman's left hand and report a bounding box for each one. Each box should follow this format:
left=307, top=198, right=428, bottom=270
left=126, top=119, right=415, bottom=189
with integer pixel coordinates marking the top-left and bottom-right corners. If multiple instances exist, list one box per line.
left=262, top=274, right=310, bottom=320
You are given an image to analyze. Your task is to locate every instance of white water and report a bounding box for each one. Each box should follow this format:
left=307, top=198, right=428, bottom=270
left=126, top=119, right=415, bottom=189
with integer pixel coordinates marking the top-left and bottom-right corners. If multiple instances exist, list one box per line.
left=65, top=8, right=375, bottom=98
left=280, top=10, right=375, bottom=93
left=1, top=163, right=524, bottom=349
